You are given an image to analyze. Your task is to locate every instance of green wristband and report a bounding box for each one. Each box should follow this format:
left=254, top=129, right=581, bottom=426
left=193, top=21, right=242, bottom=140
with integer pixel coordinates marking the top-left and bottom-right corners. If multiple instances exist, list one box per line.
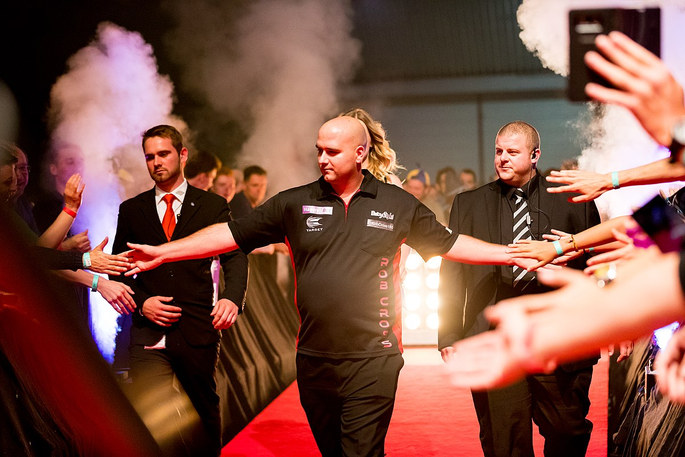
left=91, top=275, right=99, bottom=292
left=82, top=252, right=92, bottom=268
left=611, top=171, right=620, bottom=189
left=552, top=240, right=563, bottom=256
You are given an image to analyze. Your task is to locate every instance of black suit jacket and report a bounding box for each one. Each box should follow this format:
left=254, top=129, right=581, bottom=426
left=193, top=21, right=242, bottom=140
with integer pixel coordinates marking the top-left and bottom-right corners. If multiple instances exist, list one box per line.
left=112, top=185, right=248, bottom=347
left=439, top=175, right=601, bottom=351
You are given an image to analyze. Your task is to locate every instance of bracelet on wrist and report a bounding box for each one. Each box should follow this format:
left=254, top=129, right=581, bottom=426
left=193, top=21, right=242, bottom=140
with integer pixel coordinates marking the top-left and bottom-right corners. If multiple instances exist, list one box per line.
left=62, top=206, right=77, bottom=218
left=82, top=252, right=92, bottom=268
left=91, top=275, right=100, bottom=292
left=552, top=240, right=563, bottom=256
left=570, top=235, right=579, bottom=251
left=611, top=171, right=620, bottom=190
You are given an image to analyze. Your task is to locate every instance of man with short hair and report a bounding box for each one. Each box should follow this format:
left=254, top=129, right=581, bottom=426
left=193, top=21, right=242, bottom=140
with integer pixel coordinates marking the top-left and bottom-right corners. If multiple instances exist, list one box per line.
left=126, top=116, right=544, bottom=456
left=439, top=121, right=601, bottom=457
left=185, top=151, right=222, bottom=191
left=211, top=167, right=237, bottom=204
left=112, top=124, right=248, bottom=456
left=229, top=165, right=267, bottom=219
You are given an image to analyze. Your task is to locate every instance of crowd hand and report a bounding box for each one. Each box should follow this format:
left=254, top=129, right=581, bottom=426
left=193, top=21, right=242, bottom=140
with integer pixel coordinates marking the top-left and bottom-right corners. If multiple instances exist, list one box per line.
left=608, top=340, right=635, bottom=363
left=63, top=173, right=85, bottom=212
left=141, top=296, right=181, bottom=327
left=211, top=298, right=239, bottom=330
left=546, top=170, right=609, bottom=202
left=88, top=237, right=133, bottom=275
left=125, top=243, right=163, bottom=276
left=584, top=31, right=685, bottom=146
left=61, top=230, right=91, bottom=253
left=507, top=239, right=557, bottom=270
left=445, top=330, right=530, bottom=391
left=654, top=326, right=685, bottom=403
left=95, top=278, right=136, bottom=315
left=584, top=228, right=636, bottom=275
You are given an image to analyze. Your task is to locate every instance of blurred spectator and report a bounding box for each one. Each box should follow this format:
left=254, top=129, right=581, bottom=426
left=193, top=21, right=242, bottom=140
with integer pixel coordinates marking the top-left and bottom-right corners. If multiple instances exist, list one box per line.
left=230, top=165, right=268, bottom=219
left=458, top=168, right=477, bottom=192
left=186, top=151, right=221, bottom=191
left=211, top=167, right=237, bottom=203
left=404, top=168, right=448, bottom=224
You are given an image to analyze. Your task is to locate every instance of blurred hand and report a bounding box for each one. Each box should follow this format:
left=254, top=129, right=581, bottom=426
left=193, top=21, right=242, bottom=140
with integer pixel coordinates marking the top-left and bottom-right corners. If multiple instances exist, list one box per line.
left=655, top=326, right=685, bottom=403
left=62, top=230, right=91, bottom=253
left=88, top=237, right=133, bottom=275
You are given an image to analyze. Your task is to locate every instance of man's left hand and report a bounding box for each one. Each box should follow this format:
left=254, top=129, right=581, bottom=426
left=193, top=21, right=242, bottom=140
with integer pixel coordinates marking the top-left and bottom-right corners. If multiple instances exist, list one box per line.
left=212, top=299, right=239, bottom=330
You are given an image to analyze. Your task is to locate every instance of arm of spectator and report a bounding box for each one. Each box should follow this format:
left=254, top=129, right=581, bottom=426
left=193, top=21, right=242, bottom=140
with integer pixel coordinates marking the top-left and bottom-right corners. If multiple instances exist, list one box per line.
left=35, top=174, right=86, bottom=249
left=547, top=160, right=685, bottom=202
left=446, top=248, right=683, bottom=390
left=584, top=31, right=685, bottom=147
left=507, top=217, right=628, bottom=269
left=655, top=326, right=685, bottom=402
left=56, top=269, right=136, bottom=314
left=584, top=228, right=637, bottom=275
left=87, top=237, right=133, bottom=275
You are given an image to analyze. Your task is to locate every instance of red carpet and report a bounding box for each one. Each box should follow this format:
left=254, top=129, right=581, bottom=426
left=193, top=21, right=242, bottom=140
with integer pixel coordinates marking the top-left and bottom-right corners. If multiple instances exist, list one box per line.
left=223, top=348, right=608, bottom=456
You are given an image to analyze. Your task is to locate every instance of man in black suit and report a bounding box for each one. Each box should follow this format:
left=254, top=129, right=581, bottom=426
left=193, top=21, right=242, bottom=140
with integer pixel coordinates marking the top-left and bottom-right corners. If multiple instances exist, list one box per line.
left=439, top=121, right=601, bottom=457
left=112, top=125, right=248, bottom=457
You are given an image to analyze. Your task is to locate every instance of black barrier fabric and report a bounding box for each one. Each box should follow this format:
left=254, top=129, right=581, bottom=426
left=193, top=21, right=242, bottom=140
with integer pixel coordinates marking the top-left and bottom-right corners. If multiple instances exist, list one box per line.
left=217, top=253, right=299, bottom=443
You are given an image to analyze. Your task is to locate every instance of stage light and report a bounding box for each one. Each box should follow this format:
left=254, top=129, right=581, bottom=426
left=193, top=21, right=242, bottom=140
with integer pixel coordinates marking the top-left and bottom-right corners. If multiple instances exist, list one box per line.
left=402, top=250, right=443, bottom=345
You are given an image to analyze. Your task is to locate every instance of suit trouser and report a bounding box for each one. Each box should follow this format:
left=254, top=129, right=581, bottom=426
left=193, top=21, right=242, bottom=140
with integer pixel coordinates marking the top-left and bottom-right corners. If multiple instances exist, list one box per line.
left=296, top=353, right=404, bottom=457
left=129, top=341, right=221, bottom=457
left=471, top=366, right=594, bottom=457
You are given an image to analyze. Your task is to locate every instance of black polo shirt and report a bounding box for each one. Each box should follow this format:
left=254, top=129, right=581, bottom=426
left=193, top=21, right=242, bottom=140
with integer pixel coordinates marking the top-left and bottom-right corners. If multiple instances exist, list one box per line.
left=229, top=170, right=458, bottom=358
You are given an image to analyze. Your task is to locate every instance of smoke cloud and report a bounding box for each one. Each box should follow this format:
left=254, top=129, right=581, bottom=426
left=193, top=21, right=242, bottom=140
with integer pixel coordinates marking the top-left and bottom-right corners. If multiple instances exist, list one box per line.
left=165, top=0, right=361, bottom=194
left=48, top=22, right=185, bottom=360
left=517, top=0, right=685, bottom=218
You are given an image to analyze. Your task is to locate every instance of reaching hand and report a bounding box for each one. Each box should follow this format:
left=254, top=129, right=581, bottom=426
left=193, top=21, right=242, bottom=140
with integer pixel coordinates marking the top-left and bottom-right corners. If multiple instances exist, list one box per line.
left=124, top=243, right=164, bottom=276
left=584, top=31, right=685, bottom=146
left=655, top=326, right=685, bottom=403
left=546, top=170, right=611, bottom=202
left=88, top=237, right=133, bottom=275
left=140, top=296, right=181, bottom=327
left=95, top=278, right=136, bottom=315
left=63, top=173, right=85, bottom=212
left=507, top=239, right=557, bottom=270
left=211, top=299, right=239, bottom=330
left=61, top=230, right=91, bottom=253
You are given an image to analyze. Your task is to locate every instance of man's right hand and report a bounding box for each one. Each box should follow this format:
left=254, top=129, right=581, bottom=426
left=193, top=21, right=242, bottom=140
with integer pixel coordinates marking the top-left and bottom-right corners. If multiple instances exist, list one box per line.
left=141, top=296, right=182, bottom=327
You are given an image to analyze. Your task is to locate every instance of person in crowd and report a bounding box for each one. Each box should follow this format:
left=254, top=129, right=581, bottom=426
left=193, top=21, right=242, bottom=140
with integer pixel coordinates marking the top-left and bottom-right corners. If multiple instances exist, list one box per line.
left=124, top=115, right=549, bottom=457
left=8, top=144, right=39, bottom=233
left=444, top=32, right=685, bottom=401
left=439, top=120, right=600, bottom=457
left=0, top=145, right=132, bottom=276
left=111, top=125, right=248, bottom=456
left=458, top=167, right=477, bottom=192
left=435, top=166, right=459, bottom=216
left=404, top=168, right=448, bottom=224
left=211, top=167, right=237, bottom=204
left=185, top=151, right=222, bottom=192
left=229, top=165, right=268, bottom=219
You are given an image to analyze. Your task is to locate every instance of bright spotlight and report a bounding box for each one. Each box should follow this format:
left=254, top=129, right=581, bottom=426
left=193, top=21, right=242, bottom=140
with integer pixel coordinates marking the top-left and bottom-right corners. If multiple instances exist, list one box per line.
left=426, top=292, right=439, bottom=310
left=425, top=256, right=442, bottom=270
left=404, top=272, right=422, bottom=291
left=426, top=312, right=439, bottom=330
left=405, top=313, right=421, bottom=330
left=404, top=293, right=422, bottom=311
left=425, top=272, right=440, bottom=290
left=405, top=250, right=423, bottom=271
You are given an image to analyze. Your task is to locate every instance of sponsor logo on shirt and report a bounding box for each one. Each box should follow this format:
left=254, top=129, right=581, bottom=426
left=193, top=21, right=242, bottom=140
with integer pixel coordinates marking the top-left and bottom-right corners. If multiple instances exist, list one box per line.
left=302, top=205, right=333, bottom=215
left=306, top=216, right=324, bottom=232
left=370, top=210, right=394, bottom=220
left=367, top=219, right=394, bottom=231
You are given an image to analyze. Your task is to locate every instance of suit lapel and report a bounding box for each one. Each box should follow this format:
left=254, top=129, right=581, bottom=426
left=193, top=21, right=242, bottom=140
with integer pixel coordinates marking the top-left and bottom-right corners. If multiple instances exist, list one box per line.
left=139, top=188, right=168, bottom=242
left=174, top=185, right=201, bottom=239
left=485, top=181, right=501, bottom=244
left=538, top=174, right=555, bottom=234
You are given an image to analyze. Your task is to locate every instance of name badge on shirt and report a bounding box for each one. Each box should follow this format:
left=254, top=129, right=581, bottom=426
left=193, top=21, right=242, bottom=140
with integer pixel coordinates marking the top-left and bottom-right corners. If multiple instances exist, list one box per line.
left=302, top=205, right=333, bottom=215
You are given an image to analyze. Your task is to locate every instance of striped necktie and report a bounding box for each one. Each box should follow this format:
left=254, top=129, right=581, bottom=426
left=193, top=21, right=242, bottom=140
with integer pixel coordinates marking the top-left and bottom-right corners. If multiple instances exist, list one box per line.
left=512, top=188, right=535, bottom=289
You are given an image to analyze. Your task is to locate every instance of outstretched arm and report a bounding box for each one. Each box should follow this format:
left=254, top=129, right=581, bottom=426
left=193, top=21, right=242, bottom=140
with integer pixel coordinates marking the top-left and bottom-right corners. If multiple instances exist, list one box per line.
left=546, top=159, right=685, bottom=202
left=127, top=222, right=238, bottom=275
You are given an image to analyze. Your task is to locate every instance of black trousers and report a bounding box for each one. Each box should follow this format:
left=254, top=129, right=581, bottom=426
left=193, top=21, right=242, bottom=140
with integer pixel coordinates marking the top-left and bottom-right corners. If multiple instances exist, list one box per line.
left=296, top=353, right=404, bottom=457
left=472, top=366, right=594, bottom=457
left=128, top=340, right=221, bottom=457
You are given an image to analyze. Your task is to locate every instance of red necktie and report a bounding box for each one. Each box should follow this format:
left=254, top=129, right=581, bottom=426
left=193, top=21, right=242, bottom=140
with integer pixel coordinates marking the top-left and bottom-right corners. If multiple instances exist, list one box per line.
left=162, top=194, right=176, bottom=241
